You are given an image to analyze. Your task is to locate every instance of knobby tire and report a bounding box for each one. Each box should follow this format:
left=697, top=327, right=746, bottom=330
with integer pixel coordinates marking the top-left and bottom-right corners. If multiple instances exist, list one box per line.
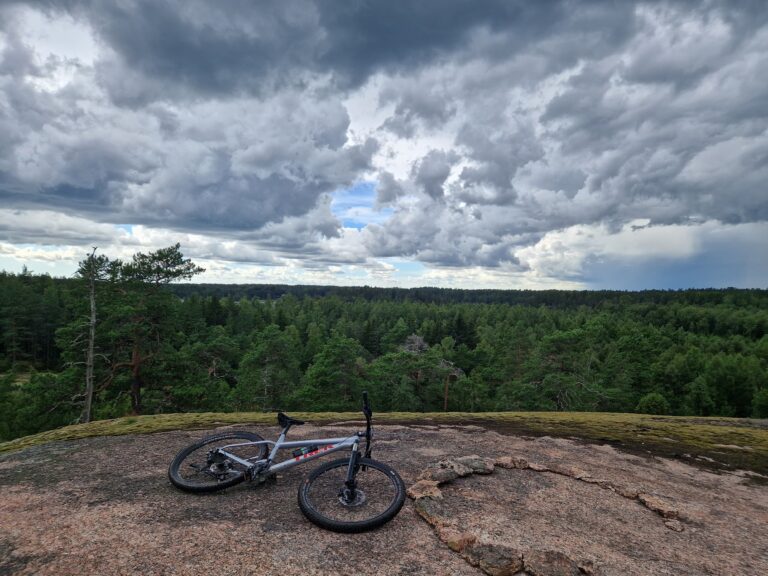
left=168, top=431, right=266, bottom=493
left=297, top=457, right=406, bottom=533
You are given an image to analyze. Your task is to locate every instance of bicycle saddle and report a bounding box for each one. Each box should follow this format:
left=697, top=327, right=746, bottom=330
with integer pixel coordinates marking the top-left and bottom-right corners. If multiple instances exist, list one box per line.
left=277, top=412, right=305, bottom=428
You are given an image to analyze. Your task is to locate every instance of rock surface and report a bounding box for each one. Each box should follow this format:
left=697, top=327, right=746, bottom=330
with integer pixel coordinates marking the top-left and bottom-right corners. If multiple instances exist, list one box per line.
left=454, top=455, right=495, bottom=475
left=464, top=542, right=524, bottom=575
left=1, top=422, right=767, bottom=575
left=524, top=550, right=582, bottom=576
left=407, top=455, right=600, bottom=575
left=636, top=493, right=679, bottom=519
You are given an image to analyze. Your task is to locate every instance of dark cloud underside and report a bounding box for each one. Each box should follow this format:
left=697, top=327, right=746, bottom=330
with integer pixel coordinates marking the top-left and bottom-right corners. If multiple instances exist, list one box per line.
left=0, top=0, right=766, bottom=286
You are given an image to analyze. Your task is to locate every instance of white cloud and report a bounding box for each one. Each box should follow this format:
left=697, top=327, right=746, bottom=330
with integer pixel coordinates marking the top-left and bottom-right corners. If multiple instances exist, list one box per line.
left=514, top=220, right=765, bottom=282
left=679, top=133, right=768, bottom=185
left=1, top=1, right=766, bottom=289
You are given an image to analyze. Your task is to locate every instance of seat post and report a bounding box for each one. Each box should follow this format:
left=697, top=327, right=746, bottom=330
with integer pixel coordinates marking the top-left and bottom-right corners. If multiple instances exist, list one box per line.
left=269, top=426, right=289, bottom=462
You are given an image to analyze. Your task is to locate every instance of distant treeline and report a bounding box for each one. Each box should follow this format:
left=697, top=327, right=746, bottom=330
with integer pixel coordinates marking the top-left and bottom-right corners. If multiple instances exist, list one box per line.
left=169, top=283, right=767, bottom=308
left=1, top=266, right=767, bottom=441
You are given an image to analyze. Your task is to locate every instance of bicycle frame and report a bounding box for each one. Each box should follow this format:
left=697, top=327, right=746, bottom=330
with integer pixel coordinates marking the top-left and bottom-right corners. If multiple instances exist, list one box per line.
left=168, top=391, right=404, bottom=532
left=214, top=431, right=365, bottom=479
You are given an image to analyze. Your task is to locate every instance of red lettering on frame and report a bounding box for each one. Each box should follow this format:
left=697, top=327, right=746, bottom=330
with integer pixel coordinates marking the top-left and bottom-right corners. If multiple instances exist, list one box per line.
left=293, top=445, right=334, bottom=462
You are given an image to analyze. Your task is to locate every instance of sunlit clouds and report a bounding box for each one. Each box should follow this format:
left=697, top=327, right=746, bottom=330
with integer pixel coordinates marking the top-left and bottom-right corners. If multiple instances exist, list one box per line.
left=1, top=1, right=766, bottom=288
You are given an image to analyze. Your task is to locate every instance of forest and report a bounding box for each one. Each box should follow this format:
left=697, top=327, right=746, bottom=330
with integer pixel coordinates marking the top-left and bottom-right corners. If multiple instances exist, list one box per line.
left=1, top=245, right=767, bottom=441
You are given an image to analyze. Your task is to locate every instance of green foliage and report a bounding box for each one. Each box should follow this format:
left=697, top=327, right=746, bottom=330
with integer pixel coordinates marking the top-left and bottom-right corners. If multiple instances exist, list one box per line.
left=700, top=354, right=762, bottom=417
left=684, top=377, right=716, bottom=416
left=0, top=371, right=80, bottom=440
left=236, top=325, right=302, bottom=411
left=367, top=347, right=459, bottom=411
left=753, top=388, right=768, bottom=418
left=382, top=318, right=410, bottom=352
left=636, top=392, right=671, bottom=415
left=295, top=334, right=368, bottom=411
left=121, top=243, right=205, bottom=285
left=1, top=268, right=768, bottom=440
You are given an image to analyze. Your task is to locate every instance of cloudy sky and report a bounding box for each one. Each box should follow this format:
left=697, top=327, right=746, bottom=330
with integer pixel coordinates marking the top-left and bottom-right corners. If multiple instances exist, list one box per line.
left=0, top=1, right=766, bottom=289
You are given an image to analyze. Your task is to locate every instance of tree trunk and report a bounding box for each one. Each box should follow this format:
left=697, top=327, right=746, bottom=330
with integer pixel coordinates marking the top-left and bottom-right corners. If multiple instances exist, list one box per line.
left=130, top=345, right=143, bottom=414
left=9, top=319, right=17, bottom=364
left=80, top=250, right=97, bottom=424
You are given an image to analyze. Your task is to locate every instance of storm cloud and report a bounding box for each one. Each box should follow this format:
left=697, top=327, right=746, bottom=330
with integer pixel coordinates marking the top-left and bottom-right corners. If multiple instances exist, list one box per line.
left=0, top=0, right=766, bottom=287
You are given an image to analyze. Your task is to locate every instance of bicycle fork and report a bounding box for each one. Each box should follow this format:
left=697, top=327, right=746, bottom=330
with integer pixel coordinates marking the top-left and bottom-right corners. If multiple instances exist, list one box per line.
left=342, top=442, right=362, bottom=503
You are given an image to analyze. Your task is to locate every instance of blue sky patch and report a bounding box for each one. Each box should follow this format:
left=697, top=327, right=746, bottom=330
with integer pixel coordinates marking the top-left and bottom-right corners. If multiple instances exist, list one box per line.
left=390, top=259, right=425, bottom=273
left=331, top=182, right=393, bottom=229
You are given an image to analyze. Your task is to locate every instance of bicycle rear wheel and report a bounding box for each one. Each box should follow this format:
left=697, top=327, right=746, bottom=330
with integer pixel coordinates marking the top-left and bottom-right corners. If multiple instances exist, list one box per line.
left=298, top=457, right=406, bottom=533
left=168, top=431, right=267, bottom=493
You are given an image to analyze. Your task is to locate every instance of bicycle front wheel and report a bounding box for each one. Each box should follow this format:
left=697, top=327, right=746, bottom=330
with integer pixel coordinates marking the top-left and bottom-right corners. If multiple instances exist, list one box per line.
left=168, top=431, right=267, bottom=493
left=298, top=457, right=406, bottom=533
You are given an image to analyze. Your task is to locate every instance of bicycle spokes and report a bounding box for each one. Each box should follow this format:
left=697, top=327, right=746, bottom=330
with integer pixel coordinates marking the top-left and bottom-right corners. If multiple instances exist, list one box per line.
left=299, top=457, right=405, bottom=531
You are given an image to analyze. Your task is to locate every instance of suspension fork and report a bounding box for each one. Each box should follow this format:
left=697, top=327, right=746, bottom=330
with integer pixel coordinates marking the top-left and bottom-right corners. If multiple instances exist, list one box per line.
left=343, top=442, right=361, bottom=499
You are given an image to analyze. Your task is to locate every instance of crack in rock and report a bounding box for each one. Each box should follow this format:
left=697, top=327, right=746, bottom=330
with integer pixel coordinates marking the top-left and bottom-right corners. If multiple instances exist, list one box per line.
left=494, top=456, right=682, bottom=523
left=409, top=454, right=689, bottom=576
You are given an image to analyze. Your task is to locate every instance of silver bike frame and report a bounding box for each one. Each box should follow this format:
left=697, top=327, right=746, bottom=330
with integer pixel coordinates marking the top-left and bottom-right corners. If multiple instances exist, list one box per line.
left=215, top=431, right=364, bottom=476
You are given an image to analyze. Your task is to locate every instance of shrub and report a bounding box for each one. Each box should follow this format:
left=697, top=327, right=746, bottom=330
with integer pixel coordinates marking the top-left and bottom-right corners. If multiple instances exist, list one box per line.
left=753, top=389, right=768, bottom=418
left=635, top=392, right=671, bottom=415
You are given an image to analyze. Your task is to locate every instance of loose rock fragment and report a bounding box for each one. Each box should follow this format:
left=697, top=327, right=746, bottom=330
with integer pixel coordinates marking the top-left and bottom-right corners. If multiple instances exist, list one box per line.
left=524, top=549, right=582, bottom=576
left=436, top=525, right=477, bottom=553
left=455, top=455, right=495, bottom=475
left=442, top=458, right=476, bottom=477
left=495, top=456, right=529, bottom=469
left=407, top=479, right=442, bottom=500
left=464, top=541, right=524, bottom=576
left=548, top=464, right=590, bottom=479
left=580, top=477, right=611, bottom=489
left=638, top=493, right=679, bottom=519
left=418, top=466, right=460, bottom=484
left=418, top=458, right=475, bottom=483
left=664, top=519, right=685, bottom=532
left=616, top=485, right=641, bottom=499
left=413, top=496, right=448, bottom=527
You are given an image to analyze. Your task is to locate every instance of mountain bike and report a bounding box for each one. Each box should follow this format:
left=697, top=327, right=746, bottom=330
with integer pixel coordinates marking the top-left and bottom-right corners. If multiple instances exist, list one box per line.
left=168, top=392, right=406, bottom=533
